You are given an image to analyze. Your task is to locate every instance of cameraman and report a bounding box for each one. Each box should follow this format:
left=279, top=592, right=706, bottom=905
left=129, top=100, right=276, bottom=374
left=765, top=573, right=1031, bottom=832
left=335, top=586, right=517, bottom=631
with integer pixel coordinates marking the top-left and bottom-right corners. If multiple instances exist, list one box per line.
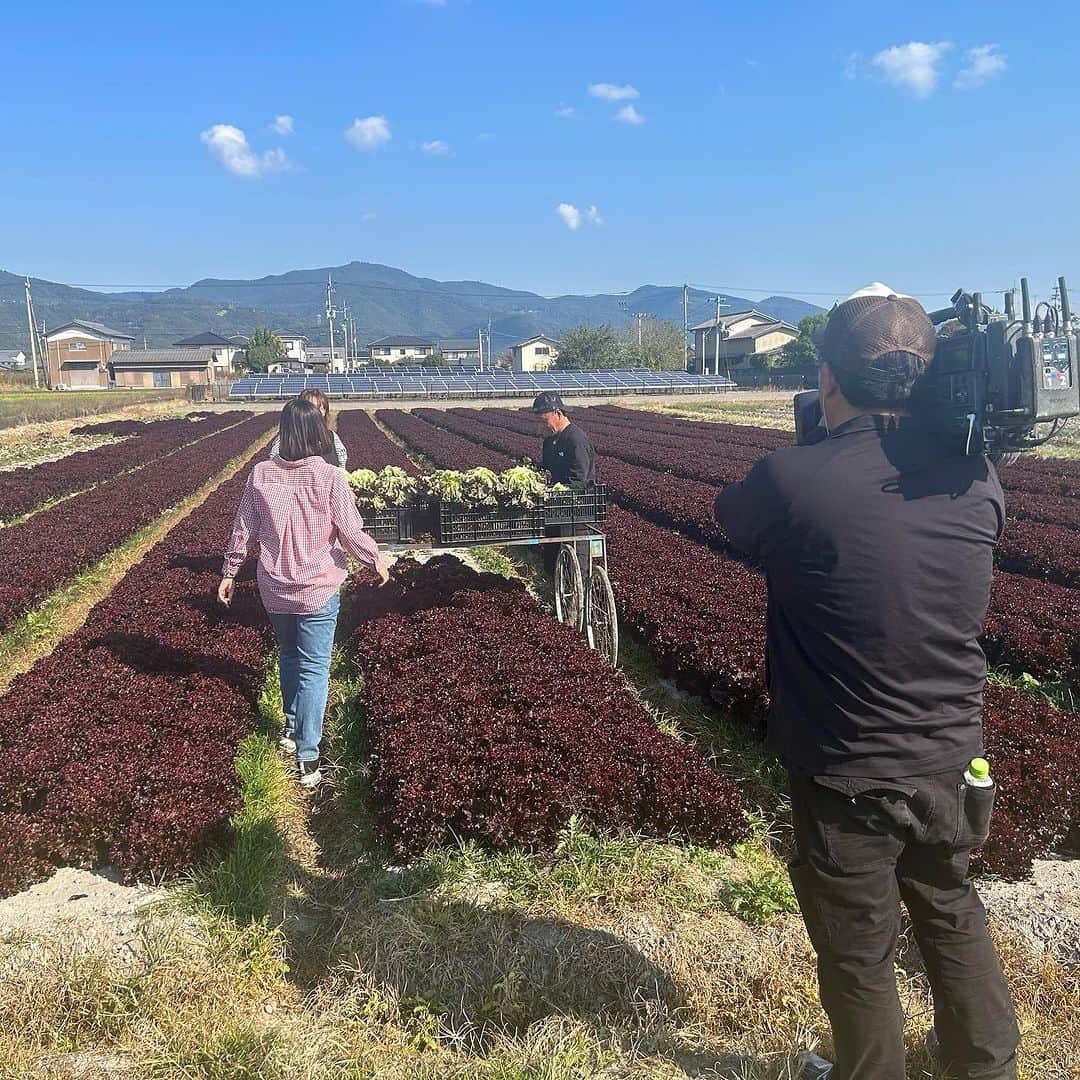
left=714, top=286, right=1018, bottom=1080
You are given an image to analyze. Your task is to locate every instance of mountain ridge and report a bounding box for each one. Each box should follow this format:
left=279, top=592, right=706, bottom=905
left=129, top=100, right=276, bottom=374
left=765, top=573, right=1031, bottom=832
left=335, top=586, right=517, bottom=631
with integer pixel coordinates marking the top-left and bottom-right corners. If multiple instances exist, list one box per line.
left=0, top=262, right=823, bottom=351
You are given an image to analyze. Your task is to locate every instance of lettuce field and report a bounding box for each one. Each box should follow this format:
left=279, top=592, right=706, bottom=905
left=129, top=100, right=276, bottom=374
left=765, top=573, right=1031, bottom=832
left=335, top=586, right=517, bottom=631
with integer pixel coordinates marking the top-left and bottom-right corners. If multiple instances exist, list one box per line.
left=0, top=400, right=1077, bottom=898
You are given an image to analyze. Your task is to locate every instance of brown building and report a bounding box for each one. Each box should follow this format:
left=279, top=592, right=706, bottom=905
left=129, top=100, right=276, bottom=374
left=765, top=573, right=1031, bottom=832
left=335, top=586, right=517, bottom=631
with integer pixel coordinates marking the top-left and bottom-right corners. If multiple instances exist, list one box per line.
left=690, top=310, right=799, bottom=374
left=45, top=320, right=134, bottom=389
left=110, top=348, right=216, bottom=388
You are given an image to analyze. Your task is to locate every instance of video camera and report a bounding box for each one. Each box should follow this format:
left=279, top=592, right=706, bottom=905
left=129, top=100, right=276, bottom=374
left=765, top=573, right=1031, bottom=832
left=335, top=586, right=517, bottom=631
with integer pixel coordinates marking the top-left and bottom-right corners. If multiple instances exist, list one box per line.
left=794, top=276, right=1080, bottom=459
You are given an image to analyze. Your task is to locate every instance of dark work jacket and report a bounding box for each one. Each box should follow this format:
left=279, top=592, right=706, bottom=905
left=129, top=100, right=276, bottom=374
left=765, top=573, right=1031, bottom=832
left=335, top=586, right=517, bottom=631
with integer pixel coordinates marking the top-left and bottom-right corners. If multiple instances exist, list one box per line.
left=542, top=423, right=596, bottom=487
left=713, top=414, right=1005, bottom=778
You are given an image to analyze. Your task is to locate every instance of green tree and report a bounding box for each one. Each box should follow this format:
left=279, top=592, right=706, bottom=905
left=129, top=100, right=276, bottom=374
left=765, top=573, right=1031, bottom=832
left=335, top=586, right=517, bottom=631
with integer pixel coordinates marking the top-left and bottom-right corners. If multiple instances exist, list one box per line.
left=555, top=324, right=621, bottom=370
left=622, top=318, right=686, bottom=370
left=246, top=328, right=284, bottom=373
left=769, top=313, right=827, bottom=369
left=421, top=350, right=442, bottom=367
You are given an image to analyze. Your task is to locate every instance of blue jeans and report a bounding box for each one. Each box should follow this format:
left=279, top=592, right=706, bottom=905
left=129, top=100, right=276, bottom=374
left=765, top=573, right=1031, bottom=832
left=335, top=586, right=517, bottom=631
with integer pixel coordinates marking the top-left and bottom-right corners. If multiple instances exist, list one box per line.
left=267, top=592, right=340, bottom=764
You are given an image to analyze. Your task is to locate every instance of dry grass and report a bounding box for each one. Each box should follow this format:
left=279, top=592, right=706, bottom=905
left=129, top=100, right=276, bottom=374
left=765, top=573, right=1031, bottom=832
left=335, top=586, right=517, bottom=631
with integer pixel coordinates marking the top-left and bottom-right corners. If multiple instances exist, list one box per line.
left=0, top=390, right=187, bottom=432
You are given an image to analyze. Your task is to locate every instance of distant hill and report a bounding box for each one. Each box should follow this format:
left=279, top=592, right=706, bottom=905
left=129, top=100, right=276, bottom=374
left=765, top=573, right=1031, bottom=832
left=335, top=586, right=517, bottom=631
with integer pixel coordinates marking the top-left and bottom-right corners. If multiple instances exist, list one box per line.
left=0, top=262, right=823, bottom=352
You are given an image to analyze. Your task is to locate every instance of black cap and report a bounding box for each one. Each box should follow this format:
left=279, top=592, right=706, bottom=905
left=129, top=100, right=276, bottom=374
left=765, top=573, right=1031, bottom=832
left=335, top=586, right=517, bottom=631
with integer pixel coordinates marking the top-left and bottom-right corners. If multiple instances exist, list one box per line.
left=532, top=391, right=567, bottom=415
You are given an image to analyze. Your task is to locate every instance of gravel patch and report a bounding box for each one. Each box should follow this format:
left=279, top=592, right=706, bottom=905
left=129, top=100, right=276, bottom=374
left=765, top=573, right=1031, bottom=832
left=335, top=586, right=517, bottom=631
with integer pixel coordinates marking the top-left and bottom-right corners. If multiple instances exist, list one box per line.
left=980, top=856, right=1080, bottom=964
left=0, top=867, right=167, bottom=962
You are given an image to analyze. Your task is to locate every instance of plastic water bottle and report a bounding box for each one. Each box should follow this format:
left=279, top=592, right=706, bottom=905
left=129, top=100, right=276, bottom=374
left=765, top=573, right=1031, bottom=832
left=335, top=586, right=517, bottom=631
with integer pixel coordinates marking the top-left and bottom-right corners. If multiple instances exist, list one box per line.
left=964, top=757, right=994, bottom=788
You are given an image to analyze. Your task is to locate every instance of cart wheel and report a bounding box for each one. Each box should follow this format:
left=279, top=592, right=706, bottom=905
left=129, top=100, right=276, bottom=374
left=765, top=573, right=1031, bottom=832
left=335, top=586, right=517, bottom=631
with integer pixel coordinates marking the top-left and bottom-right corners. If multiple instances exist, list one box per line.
left=586, top=565, right=619, bottom=667
left=554, top=543, right=584, bottom=630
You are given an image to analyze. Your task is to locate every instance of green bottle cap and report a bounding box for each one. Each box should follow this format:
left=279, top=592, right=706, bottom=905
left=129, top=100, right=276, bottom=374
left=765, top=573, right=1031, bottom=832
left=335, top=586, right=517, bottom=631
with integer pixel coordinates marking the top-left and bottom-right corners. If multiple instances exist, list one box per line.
left=969, top=757, right=990, bottom=780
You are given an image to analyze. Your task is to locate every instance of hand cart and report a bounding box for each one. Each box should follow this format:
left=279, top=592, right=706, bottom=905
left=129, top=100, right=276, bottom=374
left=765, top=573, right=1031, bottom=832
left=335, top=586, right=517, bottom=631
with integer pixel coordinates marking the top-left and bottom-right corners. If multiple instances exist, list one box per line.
left=381, top=525, right=619, bottom=667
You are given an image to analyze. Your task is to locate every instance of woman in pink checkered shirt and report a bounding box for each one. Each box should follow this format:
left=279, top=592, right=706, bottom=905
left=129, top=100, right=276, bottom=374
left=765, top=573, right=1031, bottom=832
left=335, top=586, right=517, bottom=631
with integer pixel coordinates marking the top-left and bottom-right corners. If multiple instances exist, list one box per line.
left=219, top=398, right=388, bottom=788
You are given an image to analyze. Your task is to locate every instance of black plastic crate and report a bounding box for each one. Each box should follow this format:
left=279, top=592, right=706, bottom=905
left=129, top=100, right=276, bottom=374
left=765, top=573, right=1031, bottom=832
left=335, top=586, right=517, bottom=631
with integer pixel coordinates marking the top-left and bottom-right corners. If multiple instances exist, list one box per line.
left=435, top=503, right=546, bottom=544
left=358, top=505, right=416, bottom=543
left=543, top=485, right=607, bottom=526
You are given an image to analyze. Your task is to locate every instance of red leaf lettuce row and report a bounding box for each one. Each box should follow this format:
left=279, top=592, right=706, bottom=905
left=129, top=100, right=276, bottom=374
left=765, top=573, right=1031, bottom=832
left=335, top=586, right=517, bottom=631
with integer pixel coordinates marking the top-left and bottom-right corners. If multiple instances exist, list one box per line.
left=335, top=410, right=421, bottom=475
left=349, top=557, right=751, bottom=855
left=0, top=459, right=273, bottom=898
left=0, top=412, right=247, bottom=522
left=0, top=413, right=276, bottom=634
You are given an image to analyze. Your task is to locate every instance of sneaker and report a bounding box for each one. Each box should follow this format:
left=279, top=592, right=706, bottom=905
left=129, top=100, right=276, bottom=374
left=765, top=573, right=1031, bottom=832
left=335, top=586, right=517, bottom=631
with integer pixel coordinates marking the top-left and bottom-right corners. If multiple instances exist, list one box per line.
left=298, top=758, right=322, bottom=789
left=278, top=733, right=296, bottom=754
left=793, top=1051, right=834, bottom=1079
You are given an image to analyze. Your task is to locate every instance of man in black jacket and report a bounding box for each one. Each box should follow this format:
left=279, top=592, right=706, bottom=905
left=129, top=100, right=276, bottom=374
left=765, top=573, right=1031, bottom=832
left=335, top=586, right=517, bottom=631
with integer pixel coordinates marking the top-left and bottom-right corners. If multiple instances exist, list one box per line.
left=533, top=391, right=596, bottom=488
left=714, top=286, right=1018, bottom=1080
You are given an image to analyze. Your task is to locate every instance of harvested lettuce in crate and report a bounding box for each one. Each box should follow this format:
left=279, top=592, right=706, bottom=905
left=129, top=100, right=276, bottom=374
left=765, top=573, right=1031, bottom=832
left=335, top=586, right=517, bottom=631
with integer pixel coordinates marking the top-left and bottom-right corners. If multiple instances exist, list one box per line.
left=419, top=469, right=467, bottom=504
left=498, top=465, right=550, bottom=509
left=460, top=467, right=500, bottom=507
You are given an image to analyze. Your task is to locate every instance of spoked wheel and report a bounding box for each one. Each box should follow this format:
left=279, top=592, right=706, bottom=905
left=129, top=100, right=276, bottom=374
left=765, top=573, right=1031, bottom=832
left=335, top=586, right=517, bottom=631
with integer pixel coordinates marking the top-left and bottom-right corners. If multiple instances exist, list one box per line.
left=586, top=565, right=619, bottom=667
left=554, top=543, right=584, bottom=630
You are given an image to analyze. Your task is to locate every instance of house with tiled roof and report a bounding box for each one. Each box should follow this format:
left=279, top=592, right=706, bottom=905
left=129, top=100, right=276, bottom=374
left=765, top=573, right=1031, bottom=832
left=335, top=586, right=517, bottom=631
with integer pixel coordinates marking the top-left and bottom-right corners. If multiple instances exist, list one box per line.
left=45, top=320, right=134, bottom=389
left=689, top=310, right=799, bottom=374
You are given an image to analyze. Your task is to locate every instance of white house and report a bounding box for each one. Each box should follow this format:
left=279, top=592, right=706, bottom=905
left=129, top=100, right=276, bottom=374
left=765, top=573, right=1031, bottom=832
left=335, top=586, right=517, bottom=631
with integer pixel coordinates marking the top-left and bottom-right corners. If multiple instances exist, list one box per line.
left=273, top=332, right=307, bottom=363
left=368, top=336, right=437, bottom=364
left=690, top=310, right=799, bottom=374
left=510, top=334, right=560, bottom=373
left=0, top=350, right=27, bottom=371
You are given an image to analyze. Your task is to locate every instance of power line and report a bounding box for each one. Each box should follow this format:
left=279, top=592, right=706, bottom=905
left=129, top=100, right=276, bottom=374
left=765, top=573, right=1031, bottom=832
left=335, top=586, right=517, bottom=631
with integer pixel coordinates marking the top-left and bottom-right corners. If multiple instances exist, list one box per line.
left=34, top=277, right=1020, bottom=302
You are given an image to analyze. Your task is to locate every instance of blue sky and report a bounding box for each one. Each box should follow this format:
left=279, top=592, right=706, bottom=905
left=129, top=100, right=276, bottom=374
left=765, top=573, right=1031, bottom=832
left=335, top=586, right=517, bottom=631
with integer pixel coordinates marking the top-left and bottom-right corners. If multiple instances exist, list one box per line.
left=2, top=0, right=1077, bottom=307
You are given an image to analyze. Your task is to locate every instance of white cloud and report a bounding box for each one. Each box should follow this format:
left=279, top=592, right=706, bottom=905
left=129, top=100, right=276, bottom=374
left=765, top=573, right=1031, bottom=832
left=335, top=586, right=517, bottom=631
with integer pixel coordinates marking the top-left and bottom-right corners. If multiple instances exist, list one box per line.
left=872, top=41, right=952, bottom=98
left=477, top=132, right=495, bottom=141
left=555, top=104, right=576, bottom=118
left=588, top=82, right=639, bottom=103
left=556, top=202, right=602, bottom=230
left=360, top=210, right=377, bottom=222
left=616, top=104, right=644, bottom=125
left=955, top=44, right=1007, bottom=89
left=270, top=114, right=294, bottom=136
left=422, top=139, right=450, bottom=155
left=557, top=203, right=582, bottom=230
left=844, top=53, right=861, bottom=80
left=345, top=115, right=391, bottom=150
left=200, top=124, right=291, bottom=178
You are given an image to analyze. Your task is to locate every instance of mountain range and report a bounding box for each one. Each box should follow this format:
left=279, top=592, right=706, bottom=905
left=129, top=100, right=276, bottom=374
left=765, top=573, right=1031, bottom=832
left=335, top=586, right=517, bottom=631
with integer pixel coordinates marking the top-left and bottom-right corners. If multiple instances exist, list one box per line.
left=0, top=262, right=823, bottom=352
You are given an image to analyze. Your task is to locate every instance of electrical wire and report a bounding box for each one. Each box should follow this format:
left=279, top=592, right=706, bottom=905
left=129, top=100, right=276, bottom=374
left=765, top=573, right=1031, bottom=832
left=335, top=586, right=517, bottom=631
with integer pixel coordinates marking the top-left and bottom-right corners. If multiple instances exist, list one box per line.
left=18, top=276, right=1019, bottom=303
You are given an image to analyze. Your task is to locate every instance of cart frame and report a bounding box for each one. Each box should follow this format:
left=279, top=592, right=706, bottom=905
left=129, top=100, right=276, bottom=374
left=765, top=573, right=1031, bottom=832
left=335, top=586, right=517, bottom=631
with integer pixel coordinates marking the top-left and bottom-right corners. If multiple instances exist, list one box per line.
left=382, top=524, right=619, bottom=666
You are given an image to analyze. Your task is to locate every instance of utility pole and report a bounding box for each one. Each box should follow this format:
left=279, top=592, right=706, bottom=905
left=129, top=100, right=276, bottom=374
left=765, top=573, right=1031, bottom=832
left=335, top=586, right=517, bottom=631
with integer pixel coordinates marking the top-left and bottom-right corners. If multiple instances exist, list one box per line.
left=325, top=275, right=337, bottom=372
left=477, top=327, right=484, bottom=371
left=341, top=303, right=351, bottom=371
left=683, top=283, right=690, bottom=372
left=713, top=295, right=729, bottom=378
left=486, top=318, right=493, bottom=372
left=24, top=278, right=40, bottom=389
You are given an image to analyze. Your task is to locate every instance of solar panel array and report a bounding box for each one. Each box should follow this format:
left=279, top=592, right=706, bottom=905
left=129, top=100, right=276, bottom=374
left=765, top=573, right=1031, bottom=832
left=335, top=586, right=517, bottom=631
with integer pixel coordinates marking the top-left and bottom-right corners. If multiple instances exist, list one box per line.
left=229, top=368, right=736, bottom=401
